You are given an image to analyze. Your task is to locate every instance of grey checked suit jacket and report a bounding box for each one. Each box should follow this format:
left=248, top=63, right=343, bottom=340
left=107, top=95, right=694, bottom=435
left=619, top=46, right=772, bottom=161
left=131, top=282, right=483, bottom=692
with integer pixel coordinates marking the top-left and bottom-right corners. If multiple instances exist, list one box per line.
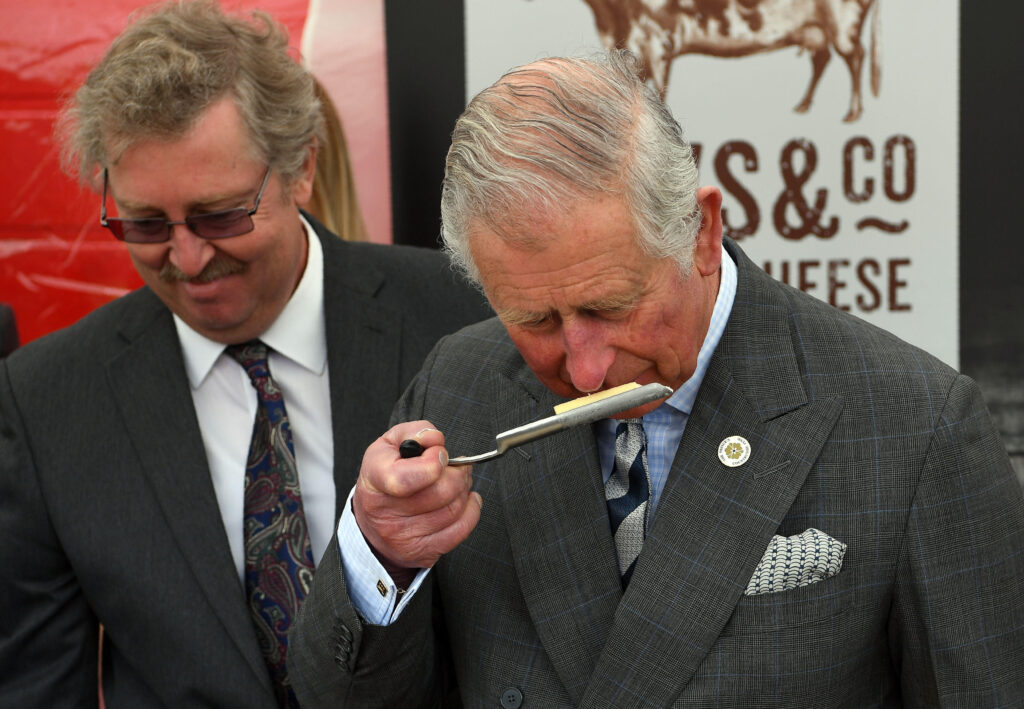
left=290, top=238, right=1024, bottom=708
left=0, top=215, right=491, bottom=708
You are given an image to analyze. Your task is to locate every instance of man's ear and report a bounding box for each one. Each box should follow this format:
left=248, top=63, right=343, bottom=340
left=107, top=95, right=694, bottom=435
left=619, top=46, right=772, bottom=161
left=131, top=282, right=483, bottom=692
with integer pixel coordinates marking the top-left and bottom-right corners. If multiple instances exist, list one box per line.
left=693, top=186, right=723, bottom=277
left=291, top=139, right=318, bottom=207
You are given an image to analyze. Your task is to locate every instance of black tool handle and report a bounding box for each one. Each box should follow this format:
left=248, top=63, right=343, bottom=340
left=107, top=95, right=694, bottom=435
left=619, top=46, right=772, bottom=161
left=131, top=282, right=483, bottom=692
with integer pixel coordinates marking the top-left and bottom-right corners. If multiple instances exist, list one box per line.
left=398, top=439, right=425, bottom=459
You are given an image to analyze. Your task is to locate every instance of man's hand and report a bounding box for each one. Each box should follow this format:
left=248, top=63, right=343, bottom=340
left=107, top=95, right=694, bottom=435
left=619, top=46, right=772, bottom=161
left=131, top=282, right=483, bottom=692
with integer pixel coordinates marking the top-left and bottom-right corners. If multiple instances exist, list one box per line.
left=353, top=422, right=482, bottom=578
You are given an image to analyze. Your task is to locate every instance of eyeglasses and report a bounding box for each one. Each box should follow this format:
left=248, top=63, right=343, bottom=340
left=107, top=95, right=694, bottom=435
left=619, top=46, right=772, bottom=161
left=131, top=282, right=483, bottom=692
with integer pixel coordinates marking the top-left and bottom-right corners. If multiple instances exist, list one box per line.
left=100, top=167, right=272, bottom=243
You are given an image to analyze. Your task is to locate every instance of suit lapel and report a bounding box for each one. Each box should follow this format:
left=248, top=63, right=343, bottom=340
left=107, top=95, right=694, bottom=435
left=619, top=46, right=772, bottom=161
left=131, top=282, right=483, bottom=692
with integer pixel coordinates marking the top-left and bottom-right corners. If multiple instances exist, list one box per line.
left=107, top=294, right=272, bottom=692
left=582, top=361, right=843, bottom=705
left=579, top=242, right=845, bottom=705
left=497, top=370, right=623, bottom=704
left=319, top=232, right=403, bottom=520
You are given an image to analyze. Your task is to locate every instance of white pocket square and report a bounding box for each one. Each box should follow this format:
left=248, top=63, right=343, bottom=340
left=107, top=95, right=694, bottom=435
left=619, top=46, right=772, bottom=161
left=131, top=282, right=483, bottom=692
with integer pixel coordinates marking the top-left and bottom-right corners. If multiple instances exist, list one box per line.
left=744, top=528, right=847, bottom=596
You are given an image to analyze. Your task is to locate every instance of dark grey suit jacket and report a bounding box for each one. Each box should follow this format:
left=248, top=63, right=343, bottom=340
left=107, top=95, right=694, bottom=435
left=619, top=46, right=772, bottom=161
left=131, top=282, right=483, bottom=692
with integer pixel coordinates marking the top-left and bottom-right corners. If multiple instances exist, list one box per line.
left=290, top=238, right=1024, bottom=708
left=0, top=216, right=491, bottom=707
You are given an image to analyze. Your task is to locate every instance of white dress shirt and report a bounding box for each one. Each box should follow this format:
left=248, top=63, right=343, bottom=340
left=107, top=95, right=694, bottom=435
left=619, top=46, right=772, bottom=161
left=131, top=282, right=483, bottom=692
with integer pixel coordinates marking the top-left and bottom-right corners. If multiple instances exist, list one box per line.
left=174, top=216, right=335, bottom=587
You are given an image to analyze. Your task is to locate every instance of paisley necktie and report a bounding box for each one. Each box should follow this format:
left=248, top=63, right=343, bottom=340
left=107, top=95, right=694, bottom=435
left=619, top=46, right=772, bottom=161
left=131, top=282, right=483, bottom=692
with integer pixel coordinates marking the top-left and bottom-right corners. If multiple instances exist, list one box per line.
left=226, top=340, right=314, bottom=707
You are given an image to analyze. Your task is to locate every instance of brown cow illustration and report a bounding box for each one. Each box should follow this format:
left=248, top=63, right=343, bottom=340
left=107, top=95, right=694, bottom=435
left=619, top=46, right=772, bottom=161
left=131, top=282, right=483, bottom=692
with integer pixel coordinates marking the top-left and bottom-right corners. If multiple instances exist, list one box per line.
left=579, top=0, right=881, bottom=121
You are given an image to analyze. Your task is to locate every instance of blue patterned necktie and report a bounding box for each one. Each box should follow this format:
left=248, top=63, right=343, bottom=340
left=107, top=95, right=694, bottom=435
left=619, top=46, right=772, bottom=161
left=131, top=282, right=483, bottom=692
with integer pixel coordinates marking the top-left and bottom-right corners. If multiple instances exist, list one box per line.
left=605, top=419, right=651, bottom=587
left=226, top=340, right=314, bottom=708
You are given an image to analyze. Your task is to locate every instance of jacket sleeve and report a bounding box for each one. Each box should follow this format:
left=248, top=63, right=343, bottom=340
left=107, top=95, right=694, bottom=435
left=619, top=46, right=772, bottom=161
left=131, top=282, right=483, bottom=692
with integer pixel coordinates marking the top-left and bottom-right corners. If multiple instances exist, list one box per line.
left=289, top=340, right=455, bottom=708
left=889, top=373, right=1024, bottom=706
left=0, top=360, right=100, bottom=707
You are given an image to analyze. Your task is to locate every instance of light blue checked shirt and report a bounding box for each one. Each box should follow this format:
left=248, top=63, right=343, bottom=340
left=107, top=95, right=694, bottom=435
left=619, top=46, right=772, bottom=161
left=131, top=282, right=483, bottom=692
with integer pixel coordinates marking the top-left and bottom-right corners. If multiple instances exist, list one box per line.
left=596, top=247, right=736, bottom=521
left=336, top=248, right=738, bottom=625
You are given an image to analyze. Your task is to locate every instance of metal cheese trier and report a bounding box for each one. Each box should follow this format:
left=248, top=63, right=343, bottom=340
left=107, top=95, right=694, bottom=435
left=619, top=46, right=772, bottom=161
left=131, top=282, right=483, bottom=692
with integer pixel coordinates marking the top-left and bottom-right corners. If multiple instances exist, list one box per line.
left=398, top=382, right=673, bottom=466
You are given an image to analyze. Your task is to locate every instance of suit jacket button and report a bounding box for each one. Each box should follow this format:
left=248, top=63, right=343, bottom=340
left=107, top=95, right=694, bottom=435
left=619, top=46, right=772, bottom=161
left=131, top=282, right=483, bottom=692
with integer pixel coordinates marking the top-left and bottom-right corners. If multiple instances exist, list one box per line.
left=500, top=687, right=523, bottom=708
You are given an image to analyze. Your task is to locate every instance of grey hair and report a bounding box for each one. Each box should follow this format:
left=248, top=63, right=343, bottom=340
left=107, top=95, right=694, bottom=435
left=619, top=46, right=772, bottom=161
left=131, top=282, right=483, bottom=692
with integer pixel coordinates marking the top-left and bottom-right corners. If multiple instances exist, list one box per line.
left=440, top=50, right=701, bottom=285
left=58, top=0, right=322, bottom=186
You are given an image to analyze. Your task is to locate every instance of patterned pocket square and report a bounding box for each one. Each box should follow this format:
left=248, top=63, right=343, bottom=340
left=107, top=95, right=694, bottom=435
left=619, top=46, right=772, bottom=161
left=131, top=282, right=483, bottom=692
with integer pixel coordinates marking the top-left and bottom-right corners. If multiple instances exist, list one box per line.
left=744, top=528, right=847, bottom=596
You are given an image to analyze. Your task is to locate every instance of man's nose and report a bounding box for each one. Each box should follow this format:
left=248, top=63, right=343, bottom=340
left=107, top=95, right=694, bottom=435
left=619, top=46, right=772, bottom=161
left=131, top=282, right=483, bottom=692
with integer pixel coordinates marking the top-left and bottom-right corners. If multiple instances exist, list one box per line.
left=167, top=224, right=214, bottom=277
left=562, top=320, right=616, bottom=393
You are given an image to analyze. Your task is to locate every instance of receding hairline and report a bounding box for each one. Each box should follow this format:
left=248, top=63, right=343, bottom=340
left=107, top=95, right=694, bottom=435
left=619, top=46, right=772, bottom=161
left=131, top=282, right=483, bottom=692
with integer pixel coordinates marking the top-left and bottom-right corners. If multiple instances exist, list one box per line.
left=461, top=56, right=648, bottom=248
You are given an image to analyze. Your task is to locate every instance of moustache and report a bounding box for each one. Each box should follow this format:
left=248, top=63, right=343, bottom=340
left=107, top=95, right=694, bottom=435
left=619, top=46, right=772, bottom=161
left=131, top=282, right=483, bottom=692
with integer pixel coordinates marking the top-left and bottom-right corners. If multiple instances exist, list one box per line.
left=159, top=256, right=246, bottom=283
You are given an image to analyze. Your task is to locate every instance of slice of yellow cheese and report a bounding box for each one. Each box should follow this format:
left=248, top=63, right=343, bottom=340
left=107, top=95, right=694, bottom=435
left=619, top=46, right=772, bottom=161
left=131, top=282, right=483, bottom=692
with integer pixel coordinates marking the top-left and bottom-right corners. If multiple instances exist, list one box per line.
left=552, top=382, right=641, bottom=414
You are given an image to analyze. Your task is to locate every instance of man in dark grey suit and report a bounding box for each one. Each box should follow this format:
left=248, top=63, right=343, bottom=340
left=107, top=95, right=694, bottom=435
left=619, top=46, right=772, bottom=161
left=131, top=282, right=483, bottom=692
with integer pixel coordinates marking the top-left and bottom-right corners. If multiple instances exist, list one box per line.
left=0, top=2, right=489, bottom=707
left=290, top=52, right=1024, bottom=706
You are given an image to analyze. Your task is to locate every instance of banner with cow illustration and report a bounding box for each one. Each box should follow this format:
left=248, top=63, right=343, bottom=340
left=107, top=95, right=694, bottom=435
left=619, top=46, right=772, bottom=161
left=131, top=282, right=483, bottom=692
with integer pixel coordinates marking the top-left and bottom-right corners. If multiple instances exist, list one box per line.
left=466, top=0, right=959, bottom=367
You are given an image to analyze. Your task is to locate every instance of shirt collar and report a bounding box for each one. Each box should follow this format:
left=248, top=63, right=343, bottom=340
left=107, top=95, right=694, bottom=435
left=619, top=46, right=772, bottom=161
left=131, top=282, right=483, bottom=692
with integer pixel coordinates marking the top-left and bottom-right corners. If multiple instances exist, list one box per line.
left=175, top=214, right=327, bottom=388
left=660, top=245, right=737, bottom=417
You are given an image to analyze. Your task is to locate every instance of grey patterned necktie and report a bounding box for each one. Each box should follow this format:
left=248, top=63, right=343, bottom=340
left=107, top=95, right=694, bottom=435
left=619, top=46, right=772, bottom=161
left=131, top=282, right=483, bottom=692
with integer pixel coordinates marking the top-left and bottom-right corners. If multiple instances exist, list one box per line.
left=605, top=419, right=651, bottom=587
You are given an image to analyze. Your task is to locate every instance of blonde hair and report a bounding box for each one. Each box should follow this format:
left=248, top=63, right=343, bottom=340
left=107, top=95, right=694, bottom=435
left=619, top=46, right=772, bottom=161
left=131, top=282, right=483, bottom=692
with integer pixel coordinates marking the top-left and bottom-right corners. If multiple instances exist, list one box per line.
left=306, top=78, right=367, bottom=241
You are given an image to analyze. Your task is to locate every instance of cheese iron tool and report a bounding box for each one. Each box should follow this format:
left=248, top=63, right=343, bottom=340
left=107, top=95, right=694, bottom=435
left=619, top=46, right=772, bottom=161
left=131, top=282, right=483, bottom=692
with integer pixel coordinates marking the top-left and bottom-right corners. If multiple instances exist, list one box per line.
left=398, top=382, right=672, bottom=466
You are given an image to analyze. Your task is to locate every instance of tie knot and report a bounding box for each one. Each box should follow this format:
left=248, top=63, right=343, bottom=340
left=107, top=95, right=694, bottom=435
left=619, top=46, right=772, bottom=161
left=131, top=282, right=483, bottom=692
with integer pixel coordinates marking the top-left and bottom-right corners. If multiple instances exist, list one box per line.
left=615, top=418, right=645, bottom=438
left=225, top=339, right=270, bottom=382
left=614, top=418, right=646, bottom=463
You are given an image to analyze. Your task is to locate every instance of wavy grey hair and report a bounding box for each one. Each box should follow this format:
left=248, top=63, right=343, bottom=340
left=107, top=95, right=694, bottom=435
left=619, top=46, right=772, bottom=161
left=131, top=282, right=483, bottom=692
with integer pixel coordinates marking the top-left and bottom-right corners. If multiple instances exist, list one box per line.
left=59, top=0, right=322, bottom=186
left=440, top=50, right=701, bottom=285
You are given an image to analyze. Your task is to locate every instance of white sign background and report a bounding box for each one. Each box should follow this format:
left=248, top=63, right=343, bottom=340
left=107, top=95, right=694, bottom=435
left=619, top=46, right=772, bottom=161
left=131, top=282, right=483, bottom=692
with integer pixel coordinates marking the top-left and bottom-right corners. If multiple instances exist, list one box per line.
left=466, top=0, right=959, bottom=367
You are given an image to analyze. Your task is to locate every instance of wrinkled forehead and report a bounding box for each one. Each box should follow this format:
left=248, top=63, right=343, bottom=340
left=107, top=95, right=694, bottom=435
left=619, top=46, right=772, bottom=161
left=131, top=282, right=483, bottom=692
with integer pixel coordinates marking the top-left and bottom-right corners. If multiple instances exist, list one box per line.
left=468, top=190, right=640, bottom=257
left=103, top=95, right=260, bottom=168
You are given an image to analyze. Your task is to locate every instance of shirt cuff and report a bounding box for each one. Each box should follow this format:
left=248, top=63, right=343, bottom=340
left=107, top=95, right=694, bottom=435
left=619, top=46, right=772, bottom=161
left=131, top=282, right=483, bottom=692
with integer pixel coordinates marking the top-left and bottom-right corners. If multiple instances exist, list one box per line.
left=336, top=486, right=430, bottom=625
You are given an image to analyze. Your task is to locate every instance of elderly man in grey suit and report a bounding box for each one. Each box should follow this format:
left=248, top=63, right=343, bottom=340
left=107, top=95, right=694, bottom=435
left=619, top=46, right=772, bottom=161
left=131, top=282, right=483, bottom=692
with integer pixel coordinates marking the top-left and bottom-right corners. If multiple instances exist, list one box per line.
left=290, top=52, right=1024, bottom=706
left=0, top=2, right=490, bottom=707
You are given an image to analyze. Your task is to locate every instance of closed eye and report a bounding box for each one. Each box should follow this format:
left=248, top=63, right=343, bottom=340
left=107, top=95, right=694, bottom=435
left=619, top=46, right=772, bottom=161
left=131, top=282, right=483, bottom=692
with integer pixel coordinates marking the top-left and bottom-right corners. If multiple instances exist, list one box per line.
left=498, top=308, right=558, bottom=330
left=517, top=313, right=556, bottom=329
left=580, top=305, right=633, bottom=321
